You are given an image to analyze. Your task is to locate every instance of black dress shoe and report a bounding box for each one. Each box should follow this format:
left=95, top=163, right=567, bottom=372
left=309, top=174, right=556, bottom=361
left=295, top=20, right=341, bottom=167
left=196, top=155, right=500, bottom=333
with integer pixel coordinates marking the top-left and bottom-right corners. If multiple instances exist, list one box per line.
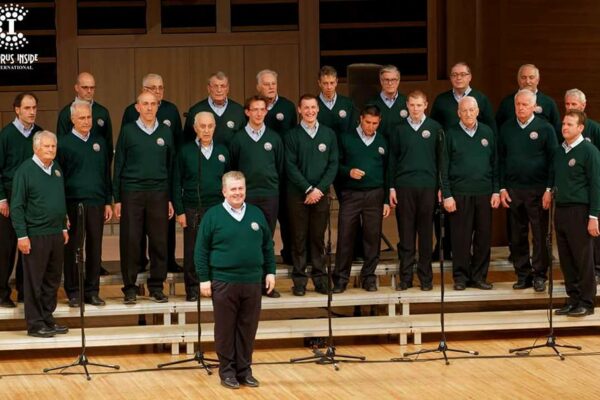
left=568, top=306, right=594, bottom=317
left=221, top=377, right=240, bottom=389
left=333, top=284, right=346, bottom=294
left=472, top=281, right=493, bottom=290
left=123, top=294, right=137, bottom=304
left=555, top=304, right=576, bottom=315
left=363, top=283, right=378, bottom=292
left=513, top=280, right=533, bottom=289
left=100, top=266, right=110, bottom=276
left=0, top=297, right=16, bottom=308
left=68, top=297, right=80, bottom=308
left=51, top=324, right=69, bottom=334
left=85, top=295, right=106, bottom=306
left=292, top=286, right=306, bottom=296
left=262, top=288, right=281, bottom=298
left=238, top=375, right=260, bottom=387
left=28, top=327, right=56, bottom=338
left=150, top=291, right=168, bottom=303
left=396, top=281, right=413, bottom=291
left=420, top=283, right=433, bottom=291
left=17, top=292, right=24, bottom=303
left=453, top=282, right=466, bottom=291
left=167, top=262, right=184, bottom=273
left=186, top=292, right=199, bottom=302
left=533, top=279, right=547, bottom=293
left=314, top=285, right=329, bottom=295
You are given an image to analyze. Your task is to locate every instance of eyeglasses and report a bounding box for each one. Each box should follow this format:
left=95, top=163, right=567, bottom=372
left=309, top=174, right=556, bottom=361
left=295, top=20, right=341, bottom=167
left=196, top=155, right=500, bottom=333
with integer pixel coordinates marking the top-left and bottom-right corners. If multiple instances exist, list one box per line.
left=382, top=78, right=399, bottom=84
left=450, top=73, right=471, bottom=78
left=144, top=85, right=164, bottom=92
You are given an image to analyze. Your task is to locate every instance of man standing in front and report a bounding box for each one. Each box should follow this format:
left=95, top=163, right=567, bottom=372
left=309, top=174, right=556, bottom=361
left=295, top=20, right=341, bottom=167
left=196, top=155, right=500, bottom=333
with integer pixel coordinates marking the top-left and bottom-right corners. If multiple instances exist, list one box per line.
left=196, top=171, right=275, bottom=389
left=442, top=96, right=500, bottom=290
left=553, top=110, right=600, bottom=317
left=498, top=89, right=558, bottom=292
left=58, top=100, right=112, bottom=307
left=11, top=131, right=69, bottom=337
left=113, top=91, right=175, bottom=304
left=285, top=94, right=338, bottom=296
left=0, top=92, right=43, bottom=307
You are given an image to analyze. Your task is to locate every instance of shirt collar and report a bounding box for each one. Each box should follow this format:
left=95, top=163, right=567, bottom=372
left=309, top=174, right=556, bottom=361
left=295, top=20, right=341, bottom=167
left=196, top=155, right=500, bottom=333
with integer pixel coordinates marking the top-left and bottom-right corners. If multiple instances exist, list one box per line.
left=380, top=91, right=398, bottom=106
left=356, top=126, right=376, bottom=146
left=562, top=134, right=585, bottom=153
left=12, top=117, right=34, bottom=138
left=407, top=115, right=426, bottom=131
left=300, top=120, right=319, bottom=138
left=208, top=97, right=228, bottom=116
left=32, top=154, right=53, bottom=175
left=71, top=128, right=90, bottom=142
left=135, top=118, right=159, bottom=135
left=319, top=92, right=337, bottom=110
left=75, top=97, right=94, bottom=107
left=196, top=138, right=213, bottom=159
left=517, top=114, right=535, bottom=129
left=459, top=121, right=478, bottom=137
left=452, top=86, right=472, bottom=102
left=245, top=123, right=266, bottom=141
left=222, top=201, right=246, bottom=221
left=267, top=95, right=279, bottom=111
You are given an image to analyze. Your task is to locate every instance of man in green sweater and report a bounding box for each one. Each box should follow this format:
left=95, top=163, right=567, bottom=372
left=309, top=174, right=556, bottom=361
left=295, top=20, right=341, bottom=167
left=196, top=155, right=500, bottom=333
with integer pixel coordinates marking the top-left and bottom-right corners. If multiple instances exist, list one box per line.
left=58, top=100, right=112, bottom=308
left=564, top=89, right=600, bottom=283
left=121, top=73, right=183, bottom=273
left=553, top=110, right=600, bottom=317
left=0, top=92, right=43, bottom=307
left=285, top=94, right=339, bottom=296
left=195, top=171, right=275, bottom=389
left=333, top=104, right=390, bottom=293
left=389, top=90, right=443, bottom=291
left=173, top=112, right=230, bottom=302
left=496, top=64, right=561, bottom=138
left=184, top=71, right=246, bottom=147
left=498, top=89, right=558, bottom=292
left=317, top=66, right=358, bottom=137
left=366, top=65, right=408, bottom=140
left=11, top=131, right=69, bottom=337
left=113, top=91, right=175, bottom=304
left=442, top=96, right=500, bottom=290
left=257, top=69, right=297, bottom=265
left=229, top=95, right=284, bottom=298
left=56, top=72, right=113, bottom=163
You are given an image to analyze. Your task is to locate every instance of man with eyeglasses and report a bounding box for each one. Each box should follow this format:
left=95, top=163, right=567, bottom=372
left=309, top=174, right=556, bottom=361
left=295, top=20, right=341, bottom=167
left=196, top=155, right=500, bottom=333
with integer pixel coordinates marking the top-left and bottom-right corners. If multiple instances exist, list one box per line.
left=366, top=65, right=407, bottom=140
left=496, top=64, right=561, bottom=139
left=184, top=71, right=246, bottom=148
left=229, top=96, right=284, bottom=298
left=121, top=73, right=183, bottom=273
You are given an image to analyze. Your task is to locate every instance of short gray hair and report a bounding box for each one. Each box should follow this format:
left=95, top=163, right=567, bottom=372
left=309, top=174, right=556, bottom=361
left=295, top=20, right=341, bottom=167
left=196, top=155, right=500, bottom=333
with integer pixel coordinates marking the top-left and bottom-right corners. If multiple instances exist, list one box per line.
left=207, top=71, right=228, bottom=84
left=194, top=111, right=215, bottom=126
left=514, top=88, right=537, bottom=105
left=222, top=171, right=245, bottom=188
left=142, top=73, right=163, bottom=86
left=70, top=99, right=91, bottom=117
left=32, top=130, right=57, bottom=150
left=379, top=65, right=400, bottom=78
left=565, top=88, right=586, bottom=103
left=458, top=96, right=478, bottom=109
left=517, top=64, right=539, bottom=80
left=256, top=69, right=277, bottom=84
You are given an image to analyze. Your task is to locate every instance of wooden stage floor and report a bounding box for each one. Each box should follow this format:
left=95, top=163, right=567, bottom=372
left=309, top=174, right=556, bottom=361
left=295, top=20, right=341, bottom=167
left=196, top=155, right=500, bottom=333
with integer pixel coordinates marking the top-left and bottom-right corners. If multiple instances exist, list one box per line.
left=1, top=331, right=599, bottom=399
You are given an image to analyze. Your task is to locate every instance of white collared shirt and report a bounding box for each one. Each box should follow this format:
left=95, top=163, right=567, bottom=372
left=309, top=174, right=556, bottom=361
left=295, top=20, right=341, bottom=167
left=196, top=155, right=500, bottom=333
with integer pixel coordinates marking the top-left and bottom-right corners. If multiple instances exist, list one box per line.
left=222, top=201, right=246, bottom=221
left=356, top=126, right=376, bottom=146
left=75, top=96, right=94, bottom=107
left=12, top=117, right=34, bottom=138
left=562, top=134, right=584, bottom=154
left=195, top=138, right=213, bottom=160
left=71, top=128, right=90, bottom=142
left=319, top=92, right=337, bottom=110
left=245, top=123, right=266, bottom=142
left=300, top=120, right=319, bottom=139
left=460, top=121, right=478, bottom=137
left=380, top=91, right=397, bottom=109
left=208, top=97, right=228, bottom=117
left=407, top=115, right=426, bottom=132
left=135, top=118, right=159, bottom=135
left=267, top=95, right=279, bottom=111
left=517, top=114, right=535, bottom=129
left=32, top=154, right=53, bottom=175
left=452, top=86, right=472, bottom=102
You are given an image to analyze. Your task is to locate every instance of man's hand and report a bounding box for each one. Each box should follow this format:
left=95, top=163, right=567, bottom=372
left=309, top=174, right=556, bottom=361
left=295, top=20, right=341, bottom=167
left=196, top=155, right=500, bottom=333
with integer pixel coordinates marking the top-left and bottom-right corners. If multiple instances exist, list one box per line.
left=200, top=281, right=212, bottom=297
left=168, top=201, right=175, bottom=219
left=63, top=231, right=69, bottom=245
left=490, top=193, right=500, bottom=209
left=444, top=198, right=457, bottom=213
left=304, top=188, right=324, bottom=205
left=542, top=191, right=552, bottom=210
left=0, top=202, right=9, bottom=218
left=383, top=204, right=391, bottom=218
left=177, top=213, right=187, bottom=228
left=18, top=238, right=31, bottom=254
left=114, top=203, right=122, bottom=219
left=104, top=205, right=113, bottom=222
left=500, top=190, right=512, bottom=208
left=588, top=218, right=600, bottom=237
left=349, top=168, right=365, bottom=180
left=389, top=190, right=397, bottom=208
left=265, top=274, right=276, bottom=294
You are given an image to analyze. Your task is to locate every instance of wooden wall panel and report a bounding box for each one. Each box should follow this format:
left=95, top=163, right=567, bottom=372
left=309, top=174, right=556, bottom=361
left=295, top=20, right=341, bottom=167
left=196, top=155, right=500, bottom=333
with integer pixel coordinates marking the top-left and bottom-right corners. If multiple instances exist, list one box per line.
left=78, top=48, right=135, bottom=135
left=188, top=46, right=245, bottom=107
left=36, top=111, right=58, bottom=133
left=243, top=44, right=300, bottom=102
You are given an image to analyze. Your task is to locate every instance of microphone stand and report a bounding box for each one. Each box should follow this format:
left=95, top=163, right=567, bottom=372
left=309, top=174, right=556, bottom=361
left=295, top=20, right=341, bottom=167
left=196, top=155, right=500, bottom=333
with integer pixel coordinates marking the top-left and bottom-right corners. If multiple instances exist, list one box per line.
left=290, top=192, right=366, bottom=370
left=509, top=189, right=581, bottom=359
left=400, top=128, right=478, bottom=364
left=158, top=142, right=218, bottom=374
left=44, top=203, right=120, bottom=380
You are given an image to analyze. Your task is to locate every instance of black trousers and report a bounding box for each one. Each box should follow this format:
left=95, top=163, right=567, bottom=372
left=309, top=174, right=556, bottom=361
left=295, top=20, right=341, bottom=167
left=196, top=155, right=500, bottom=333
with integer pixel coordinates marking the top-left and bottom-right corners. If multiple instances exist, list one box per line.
left=433, top=208, right=452, bottom=256
left=182, top=207, right=206, bottom=294
left=140, top=217, right=177, bottom=267
left=506, top=188, right=549, bottom=280
left=395, top=187, right=436, bottom=285
left=64, top=203, right=104, bottom=298
left=593, top=236, right=600, bottom=275
left=334, top=188, right=384, bottom=286
left=120, top=191, right=168, bottom=296
left=0, top=190, right=23, bottom=300
left=247, top=196, right=278, bottom=237
left=287, top=192, right=329, bottom=288
left=555, top=205, right=596, bottom=309
left=212, top=281, right=262, bottom=380
left=448, top=194, right=491, bottom=284
left=278, top=182, right=292, bottom=262
left=23, top=233, right=63, bottom=332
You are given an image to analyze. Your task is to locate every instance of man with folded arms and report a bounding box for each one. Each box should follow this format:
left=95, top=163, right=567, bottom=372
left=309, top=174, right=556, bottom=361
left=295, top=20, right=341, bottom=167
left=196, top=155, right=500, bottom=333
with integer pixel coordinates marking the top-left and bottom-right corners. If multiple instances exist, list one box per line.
left=11, top=131, right=69, bottom=337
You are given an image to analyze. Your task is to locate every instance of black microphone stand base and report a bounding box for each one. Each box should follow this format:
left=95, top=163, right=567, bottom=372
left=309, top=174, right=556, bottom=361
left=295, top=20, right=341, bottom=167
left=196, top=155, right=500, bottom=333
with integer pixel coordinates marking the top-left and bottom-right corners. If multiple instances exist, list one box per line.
left=290, top=345, right=365, bottom=371
left=509, top=335, right=582, bottom=361
left=402, top=338, right=479, bottom=365
left=43, top=353, right=120, bottom=381
left=157, top=350, right=219, bottom=374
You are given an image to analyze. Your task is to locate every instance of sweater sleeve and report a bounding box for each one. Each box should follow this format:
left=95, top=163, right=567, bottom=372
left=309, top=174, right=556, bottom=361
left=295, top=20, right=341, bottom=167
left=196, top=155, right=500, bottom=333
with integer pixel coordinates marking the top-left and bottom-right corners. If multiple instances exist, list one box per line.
left=337, top=134, right=351, bottom=180
left=545, top=124, right=559, bottom=188
left=112, top=126, right=127, bottom=203
left=9, top=167, right=28, bottom=238
left=0, top=133, right=8, bottom=201
left=284, top=131, right=312, bottom=193
left=316, top=132, right=339, bottom=193
left=497, top=127, right=507, bottom=190
left=194, top=211, right=213, bottom=282
left=587, top=147, right=600, bottom=217
left=260, top=214, right=276, bottom=275
left=441, top=132, right=452, bottom=199
left=104, top=111, right=114, bottom=166
left=172, top=152, right=184, bottom=215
